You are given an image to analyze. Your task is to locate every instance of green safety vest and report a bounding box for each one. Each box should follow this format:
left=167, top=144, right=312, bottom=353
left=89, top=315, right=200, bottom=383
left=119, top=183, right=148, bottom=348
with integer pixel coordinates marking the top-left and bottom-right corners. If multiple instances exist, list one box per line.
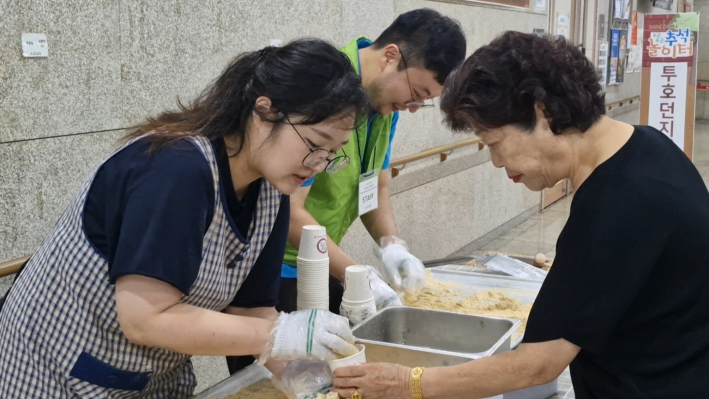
left=282, top=36, right=395, bottom=267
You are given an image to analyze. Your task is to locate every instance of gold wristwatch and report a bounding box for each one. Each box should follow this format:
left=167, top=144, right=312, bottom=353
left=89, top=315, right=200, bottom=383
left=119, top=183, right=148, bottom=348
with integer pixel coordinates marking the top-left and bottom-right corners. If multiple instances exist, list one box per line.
left=410, top=366, right=425, bottom=399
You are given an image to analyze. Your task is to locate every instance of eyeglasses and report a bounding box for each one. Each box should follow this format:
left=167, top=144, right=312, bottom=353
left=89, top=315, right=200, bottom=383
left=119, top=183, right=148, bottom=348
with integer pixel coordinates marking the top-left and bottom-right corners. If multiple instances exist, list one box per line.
left=286, top=117, right=350, bottom=174
left=400, top=51, right=435, bottom=110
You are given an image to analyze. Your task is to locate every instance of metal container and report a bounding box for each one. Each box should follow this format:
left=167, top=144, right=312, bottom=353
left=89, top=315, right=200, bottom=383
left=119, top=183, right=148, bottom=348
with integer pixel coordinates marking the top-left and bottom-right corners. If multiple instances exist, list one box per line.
left=422, top=261, right=558, bottom=399
left=427, top=265, right=544, bottom=348
left=351, top=306, right=556, bottom=399
left=352, top=306, right=519, bottom=367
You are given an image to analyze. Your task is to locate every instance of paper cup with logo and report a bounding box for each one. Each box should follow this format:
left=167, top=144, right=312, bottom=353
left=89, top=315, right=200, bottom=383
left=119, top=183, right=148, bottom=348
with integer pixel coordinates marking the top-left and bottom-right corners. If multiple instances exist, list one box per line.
left=340, top=298, right=377, bottom=325
left=327, top=344, right=366, bottom=372
left=299, top=225, right=328, bottom=260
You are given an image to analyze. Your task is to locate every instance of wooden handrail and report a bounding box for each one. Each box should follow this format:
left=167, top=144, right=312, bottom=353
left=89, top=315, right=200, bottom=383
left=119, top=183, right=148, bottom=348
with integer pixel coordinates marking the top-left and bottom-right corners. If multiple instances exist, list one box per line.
left=0, top=255, right=31, bottom=278
left=606, top=95, right=640, bottom=111
left=390, top=137, right=482, bottom=168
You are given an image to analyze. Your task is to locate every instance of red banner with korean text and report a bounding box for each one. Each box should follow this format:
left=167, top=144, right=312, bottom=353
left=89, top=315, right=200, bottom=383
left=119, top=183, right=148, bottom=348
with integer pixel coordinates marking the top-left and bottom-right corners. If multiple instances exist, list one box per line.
left=640, top=13, right=699, bottom=160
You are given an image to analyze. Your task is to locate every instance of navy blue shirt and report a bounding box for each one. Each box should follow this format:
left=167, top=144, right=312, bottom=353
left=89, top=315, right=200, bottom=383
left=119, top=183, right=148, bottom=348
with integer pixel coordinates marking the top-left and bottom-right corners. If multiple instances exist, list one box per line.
left=83, top=137, right=287, bottom=308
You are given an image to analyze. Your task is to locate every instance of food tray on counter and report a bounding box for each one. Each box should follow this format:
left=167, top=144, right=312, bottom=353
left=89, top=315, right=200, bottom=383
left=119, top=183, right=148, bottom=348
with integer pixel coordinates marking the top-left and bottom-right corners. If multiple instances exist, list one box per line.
left=352, top=307, right=520, bottom=367
left=425, top=264, right=544, bottom=349
left=422, top=264, right=555, bottom=399
left=191, top=364, right=273, bottom=399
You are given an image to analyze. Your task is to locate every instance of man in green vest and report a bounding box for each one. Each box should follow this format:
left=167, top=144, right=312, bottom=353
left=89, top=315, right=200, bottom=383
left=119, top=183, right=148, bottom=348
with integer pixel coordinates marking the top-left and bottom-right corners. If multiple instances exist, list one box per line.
left=280, top=9, right=467, bottom=313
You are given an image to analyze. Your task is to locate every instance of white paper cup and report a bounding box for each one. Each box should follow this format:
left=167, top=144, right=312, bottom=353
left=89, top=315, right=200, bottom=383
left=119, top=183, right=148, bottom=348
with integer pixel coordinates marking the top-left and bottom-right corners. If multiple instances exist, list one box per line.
left=296, top=263, right=329, bottom=275
left=297, top=258, right=329, bottom=285
left=296, top=253, right=330, bottom=311
left=297, top=302, right=328, bottom=311
left=340, top=299, right=377, bottom=325
left=298, top=225, right=328, bottom=260
left=296, top=266, right=329, bottom=277
left=328, top=344, right=366, bottom=371
left=296, top=257, right=330, bottom=265
left=343, top=266, right=374, bottom=302
left=297, top=295, right=329, bottom=311
left=297, top=265, right=329, bottom=311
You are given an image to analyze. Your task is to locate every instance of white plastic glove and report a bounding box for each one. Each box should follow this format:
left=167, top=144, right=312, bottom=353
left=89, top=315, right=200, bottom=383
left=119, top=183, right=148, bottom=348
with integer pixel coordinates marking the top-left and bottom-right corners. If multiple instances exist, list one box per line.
left=260, top=310, right=357, bottom=365
left=378, top=239, right=426, bottom=295
left=368, top=267, right=403, bottom=310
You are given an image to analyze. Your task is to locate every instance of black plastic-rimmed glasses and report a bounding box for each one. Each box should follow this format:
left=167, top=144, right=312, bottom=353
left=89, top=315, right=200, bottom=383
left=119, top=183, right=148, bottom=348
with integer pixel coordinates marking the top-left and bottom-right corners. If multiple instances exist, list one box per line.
left=286, top=117, right=350, bottom=174
left=400, top=51, right=435, bottom=109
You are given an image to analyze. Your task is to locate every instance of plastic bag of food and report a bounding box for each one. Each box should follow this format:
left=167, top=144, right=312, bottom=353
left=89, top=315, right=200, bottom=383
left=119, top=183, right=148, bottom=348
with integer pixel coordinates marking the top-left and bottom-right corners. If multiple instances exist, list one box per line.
left=271, top=359, right=333, bottom=399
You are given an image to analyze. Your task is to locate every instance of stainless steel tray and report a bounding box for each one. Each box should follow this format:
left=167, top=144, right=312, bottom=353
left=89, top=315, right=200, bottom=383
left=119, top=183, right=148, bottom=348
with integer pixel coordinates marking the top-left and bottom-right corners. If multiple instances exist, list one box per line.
left=429, top=265, right=543, bottom=294
left=425, top=265, right=557, bottom=399
left=352, top=306, right=519, bottom=368
left=423, top=254, right=541, bottom=269
left=427, top=265, right=544, bottom=348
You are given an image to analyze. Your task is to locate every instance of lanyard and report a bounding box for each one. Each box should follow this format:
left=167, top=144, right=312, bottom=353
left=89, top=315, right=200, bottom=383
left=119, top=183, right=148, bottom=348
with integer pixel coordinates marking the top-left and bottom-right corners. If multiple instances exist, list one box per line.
left=355, top=114, right=378, bottom=174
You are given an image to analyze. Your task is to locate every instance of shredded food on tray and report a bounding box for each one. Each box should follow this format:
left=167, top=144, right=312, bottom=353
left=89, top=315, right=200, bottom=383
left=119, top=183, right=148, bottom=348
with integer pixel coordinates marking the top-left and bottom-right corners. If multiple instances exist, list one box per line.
left=405, top=271, right=533, bottom=342
left=218, top=378, right=286, bottom=399
left=217, top=379, right=337, bottom=399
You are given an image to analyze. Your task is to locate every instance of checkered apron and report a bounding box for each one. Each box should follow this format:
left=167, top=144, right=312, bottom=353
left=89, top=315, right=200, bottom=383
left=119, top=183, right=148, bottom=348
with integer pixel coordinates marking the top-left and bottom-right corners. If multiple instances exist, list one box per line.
left=0, top=136, right=281, bottom=398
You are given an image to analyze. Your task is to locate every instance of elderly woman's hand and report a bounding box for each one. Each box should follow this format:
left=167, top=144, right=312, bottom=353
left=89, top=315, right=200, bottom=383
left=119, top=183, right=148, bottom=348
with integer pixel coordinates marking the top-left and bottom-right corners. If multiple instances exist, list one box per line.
left=331, top=363, right=412, bottom=399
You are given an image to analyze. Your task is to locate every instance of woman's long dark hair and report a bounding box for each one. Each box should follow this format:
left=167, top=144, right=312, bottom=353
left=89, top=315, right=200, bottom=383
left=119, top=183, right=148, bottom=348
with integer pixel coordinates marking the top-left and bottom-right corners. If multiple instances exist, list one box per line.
left=125, top=39, right=370, bottom=154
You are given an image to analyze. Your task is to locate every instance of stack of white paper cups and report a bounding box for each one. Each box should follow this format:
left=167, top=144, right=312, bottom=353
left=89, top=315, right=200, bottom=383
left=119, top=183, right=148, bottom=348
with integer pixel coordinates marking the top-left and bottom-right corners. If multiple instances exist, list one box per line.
left=340, top=266, right=377, bottom=324
left=296, top=225, right=330, bottom=311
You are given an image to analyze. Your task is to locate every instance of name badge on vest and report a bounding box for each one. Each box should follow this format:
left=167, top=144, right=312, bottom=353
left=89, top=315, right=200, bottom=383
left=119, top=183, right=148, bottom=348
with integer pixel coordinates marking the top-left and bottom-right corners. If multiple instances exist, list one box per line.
left=358, top=170, right=379, bottom=216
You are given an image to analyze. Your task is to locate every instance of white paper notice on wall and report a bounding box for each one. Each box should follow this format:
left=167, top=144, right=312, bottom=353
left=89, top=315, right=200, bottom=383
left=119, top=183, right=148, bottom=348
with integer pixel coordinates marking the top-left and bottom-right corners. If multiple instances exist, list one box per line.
left=556, top=14, right=570, bottom=39
left=22, top=33, right=49, bottom=58
left=648, top=62, right=687, bottom=151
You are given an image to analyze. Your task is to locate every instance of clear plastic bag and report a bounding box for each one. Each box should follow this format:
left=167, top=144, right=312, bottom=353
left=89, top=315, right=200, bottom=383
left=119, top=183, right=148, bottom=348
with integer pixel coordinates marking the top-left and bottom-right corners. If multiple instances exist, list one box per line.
left=482, top=254, right=548, bottom=281
left=270, top=359, right=333, bottom=399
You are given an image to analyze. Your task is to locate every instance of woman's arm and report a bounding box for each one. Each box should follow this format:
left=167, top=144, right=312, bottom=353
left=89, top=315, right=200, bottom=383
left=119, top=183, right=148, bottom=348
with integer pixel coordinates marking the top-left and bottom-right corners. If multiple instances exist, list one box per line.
left=225, top=305, right=279, bottom=321
left=332, top=339, right=579, bottom=399
left=421, top=339, right=579, bottom=399
left=115, top=274, right=273, bottom=356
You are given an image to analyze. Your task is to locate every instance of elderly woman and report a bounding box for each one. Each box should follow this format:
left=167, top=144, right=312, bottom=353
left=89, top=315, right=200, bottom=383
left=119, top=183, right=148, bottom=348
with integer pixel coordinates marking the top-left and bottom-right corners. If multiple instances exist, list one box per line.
left=332, top=31, right=709, bottom=399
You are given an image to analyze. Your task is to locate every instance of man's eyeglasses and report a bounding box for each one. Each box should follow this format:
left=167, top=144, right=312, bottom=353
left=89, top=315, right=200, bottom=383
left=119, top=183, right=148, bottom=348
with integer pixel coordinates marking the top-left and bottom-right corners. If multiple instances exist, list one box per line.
left=400, top=51, right=435, bottom=110
left=286, top=117, right=350, bottom=174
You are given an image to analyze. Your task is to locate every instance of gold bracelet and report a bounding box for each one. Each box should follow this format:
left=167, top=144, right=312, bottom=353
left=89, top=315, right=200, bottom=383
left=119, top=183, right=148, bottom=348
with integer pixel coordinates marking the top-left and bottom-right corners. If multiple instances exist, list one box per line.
left=410, top=366, right=425, bottom=399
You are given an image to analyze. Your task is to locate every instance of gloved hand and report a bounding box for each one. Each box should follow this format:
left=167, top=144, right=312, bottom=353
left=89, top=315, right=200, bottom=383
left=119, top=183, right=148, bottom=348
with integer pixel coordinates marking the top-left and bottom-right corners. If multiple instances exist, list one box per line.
left=377, top=237, right=426, bottom=296
left=368, top=267, right=403, bottom=310
left=260, top=309, right=358, bottom=365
